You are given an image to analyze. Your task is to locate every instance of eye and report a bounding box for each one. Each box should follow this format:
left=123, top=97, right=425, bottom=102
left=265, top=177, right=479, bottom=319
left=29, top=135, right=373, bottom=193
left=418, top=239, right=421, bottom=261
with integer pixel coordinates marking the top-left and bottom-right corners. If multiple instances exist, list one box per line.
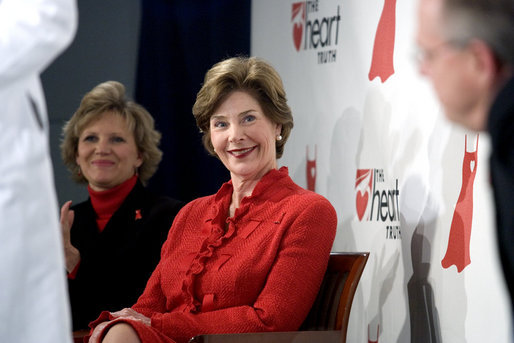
left=82, top=135, right=97, bottom=142
left=111, top=136, right=126, bottom=143
left=242, top=114, right=256, bottom=123
left=213, top=120, right=227, bottom=128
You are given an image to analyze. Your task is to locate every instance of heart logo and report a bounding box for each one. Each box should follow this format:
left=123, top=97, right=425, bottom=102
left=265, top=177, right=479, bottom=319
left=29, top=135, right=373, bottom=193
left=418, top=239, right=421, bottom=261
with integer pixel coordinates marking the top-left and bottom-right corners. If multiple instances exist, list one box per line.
left=356, top=190, right=369, bottom=221
left=355, top=169, right=372, bottom=221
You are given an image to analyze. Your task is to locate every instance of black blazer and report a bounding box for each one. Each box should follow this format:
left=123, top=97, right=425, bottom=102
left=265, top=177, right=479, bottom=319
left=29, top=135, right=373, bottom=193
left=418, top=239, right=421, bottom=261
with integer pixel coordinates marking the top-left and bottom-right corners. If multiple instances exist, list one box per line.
left=68, top=181, right=184, bottom=330
left=488, top=75, right=514, bottom=313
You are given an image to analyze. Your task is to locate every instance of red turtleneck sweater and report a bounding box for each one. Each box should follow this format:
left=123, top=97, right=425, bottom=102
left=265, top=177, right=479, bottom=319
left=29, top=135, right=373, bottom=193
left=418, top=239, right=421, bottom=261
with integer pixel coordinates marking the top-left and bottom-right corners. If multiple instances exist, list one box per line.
left=88, top=175, right=138, bottom=232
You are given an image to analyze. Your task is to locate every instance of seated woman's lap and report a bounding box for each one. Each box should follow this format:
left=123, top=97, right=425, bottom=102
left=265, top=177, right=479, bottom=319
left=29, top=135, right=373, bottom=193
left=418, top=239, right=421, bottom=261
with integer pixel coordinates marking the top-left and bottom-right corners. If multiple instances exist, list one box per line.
left=101, top=320, right=176, bottom=343
left=102, top=323, right=140, bottom=343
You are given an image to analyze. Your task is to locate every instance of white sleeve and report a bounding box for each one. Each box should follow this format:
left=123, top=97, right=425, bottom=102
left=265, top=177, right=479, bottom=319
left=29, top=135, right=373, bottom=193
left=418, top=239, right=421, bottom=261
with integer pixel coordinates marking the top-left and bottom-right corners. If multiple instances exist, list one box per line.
left=0, top=0, right=78, bottom=86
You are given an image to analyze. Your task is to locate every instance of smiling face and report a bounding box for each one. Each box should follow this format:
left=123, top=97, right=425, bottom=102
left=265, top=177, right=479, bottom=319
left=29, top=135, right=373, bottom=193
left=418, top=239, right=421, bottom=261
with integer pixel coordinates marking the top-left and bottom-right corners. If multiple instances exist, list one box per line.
left=75, top=111, right=142, bottom=191
left=210, top=91, right=282, bottom=183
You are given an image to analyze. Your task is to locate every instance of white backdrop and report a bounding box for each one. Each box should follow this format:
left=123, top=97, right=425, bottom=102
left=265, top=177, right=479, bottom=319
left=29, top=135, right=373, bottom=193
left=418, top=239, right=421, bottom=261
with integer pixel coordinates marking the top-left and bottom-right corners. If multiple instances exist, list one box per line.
left=251, top=0, right=512, bottom=341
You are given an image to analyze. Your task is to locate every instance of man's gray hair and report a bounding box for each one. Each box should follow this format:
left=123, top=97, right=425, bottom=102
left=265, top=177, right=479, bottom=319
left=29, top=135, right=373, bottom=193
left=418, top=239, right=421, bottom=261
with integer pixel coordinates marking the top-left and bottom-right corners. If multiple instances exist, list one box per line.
left=442, top=0, right=514, bottom=67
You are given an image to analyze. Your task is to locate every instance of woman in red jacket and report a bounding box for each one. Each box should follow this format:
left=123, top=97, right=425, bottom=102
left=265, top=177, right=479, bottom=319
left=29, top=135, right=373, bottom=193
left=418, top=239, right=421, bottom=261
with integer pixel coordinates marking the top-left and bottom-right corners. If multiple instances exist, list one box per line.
left=88, top=57, right=337, bottom=343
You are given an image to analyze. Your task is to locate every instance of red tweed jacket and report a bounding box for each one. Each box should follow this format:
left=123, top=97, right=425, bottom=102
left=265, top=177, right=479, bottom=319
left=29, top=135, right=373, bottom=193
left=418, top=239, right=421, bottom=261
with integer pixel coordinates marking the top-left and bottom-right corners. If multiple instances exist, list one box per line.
left=89, top=167, right=337, bottom=343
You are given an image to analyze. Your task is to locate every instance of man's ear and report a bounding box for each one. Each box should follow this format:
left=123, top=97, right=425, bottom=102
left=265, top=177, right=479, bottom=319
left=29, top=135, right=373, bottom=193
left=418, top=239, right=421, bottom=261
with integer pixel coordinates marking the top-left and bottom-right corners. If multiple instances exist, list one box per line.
left=468, top=39, right=500, bottom=88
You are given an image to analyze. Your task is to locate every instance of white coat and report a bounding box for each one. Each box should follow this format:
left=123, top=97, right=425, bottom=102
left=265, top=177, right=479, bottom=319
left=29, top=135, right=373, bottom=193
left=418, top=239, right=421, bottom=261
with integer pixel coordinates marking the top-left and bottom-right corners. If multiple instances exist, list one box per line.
left=0, top=0, right=77, bottom=342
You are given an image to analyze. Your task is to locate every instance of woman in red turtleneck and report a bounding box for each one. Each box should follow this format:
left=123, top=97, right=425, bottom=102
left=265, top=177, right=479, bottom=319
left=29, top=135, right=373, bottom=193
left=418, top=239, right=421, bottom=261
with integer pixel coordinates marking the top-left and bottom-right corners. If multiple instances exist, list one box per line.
left=60, top=81, right=184, bottom=331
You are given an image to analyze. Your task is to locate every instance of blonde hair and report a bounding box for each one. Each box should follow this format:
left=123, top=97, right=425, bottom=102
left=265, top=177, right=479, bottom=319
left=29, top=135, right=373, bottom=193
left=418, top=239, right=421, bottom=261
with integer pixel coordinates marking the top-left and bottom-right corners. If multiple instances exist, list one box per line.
left=61, top=81, right=162, bottom=184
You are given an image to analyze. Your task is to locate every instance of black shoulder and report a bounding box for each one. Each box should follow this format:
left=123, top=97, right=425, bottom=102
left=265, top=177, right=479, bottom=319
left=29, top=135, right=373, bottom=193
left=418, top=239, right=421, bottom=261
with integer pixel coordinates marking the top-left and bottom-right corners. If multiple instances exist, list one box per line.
left=69, top=199, right=92, bottom=213
left=151, top=195, right=186, bottom=215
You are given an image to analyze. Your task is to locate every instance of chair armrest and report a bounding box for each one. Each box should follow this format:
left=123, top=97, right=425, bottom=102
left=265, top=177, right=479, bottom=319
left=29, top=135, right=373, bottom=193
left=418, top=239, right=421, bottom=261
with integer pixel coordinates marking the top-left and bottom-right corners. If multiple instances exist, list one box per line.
left=73, top=329, right=89, bottom=343
left=189, top=330, right=342, bottom=343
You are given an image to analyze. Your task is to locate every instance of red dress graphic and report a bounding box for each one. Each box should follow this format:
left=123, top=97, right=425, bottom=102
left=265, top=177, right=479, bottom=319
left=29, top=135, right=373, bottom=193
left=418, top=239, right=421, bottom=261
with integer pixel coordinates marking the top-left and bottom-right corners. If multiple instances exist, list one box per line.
left=368, top=0, right=397, bottom=82
left=368, top=324, right=379, bottom=343
left=441, top=135, right=479, bottom=272
left=306, top=145, right=316, bottom=192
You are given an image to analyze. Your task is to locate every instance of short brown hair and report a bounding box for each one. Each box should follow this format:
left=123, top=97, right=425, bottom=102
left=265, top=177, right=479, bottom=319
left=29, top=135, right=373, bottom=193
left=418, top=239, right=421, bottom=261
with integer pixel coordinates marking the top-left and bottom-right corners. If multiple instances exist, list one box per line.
left=61, top=81, right=162, bottom=184
left=192, top=56, right=294, bottom=158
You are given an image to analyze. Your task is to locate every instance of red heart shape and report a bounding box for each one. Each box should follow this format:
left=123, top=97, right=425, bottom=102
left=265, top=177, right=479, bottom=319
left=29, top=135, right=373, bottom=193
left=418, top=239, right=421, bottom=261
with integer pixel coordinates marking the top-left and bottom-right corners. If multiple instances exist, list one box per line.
left=356, top=190, right=369, bottom=221
left=293, top=23, right=303, bottom=51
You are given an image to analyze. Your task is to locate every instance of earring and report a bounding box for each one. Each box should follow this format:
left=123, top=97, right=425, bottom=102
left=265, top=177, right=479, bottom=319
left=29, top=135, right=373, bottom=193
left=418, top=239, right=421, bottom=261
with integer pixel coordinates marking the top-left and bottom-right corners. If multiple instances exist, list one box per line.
left=276, top=135, right=283, bottom=141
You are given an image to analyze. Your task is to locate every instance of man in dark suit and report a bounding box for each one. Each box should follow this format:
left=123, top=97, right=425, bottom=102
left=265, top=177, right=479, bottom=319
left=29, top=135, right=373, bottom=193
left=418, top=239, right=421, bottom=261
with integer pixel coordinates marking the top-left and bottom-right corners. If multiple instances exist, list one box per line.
left=416, top=0, right=514, bottom=326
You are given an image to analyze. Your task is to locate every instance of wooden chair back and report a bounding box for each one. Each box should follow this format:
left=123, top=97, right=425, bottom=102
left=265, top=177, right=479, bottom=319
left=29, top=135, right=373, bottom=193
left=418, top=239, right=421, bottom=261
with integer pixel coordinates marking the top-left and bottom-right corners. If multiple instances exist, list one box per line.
left=300, top=252, right=369, bottom=341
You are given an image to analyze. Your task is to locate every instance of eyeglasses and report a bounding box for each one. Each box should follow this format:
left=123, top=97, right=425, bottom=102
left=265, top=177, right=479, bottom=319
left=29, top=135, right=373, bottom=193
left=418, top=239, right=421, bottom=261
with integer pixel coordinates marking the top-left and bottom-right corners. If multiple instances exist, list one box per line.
left=414, top=40, right=463, bottom=66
